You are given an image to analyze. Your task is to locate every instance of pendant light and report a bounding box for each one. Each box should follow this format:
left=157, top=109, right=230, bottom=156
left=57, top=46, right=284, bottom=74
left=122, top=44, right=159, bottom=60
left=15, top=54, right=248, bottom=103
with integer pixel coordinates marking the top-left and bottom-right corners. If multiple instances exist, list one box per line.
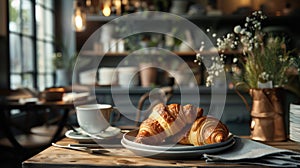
left=73, top=0, right=86, bottom=32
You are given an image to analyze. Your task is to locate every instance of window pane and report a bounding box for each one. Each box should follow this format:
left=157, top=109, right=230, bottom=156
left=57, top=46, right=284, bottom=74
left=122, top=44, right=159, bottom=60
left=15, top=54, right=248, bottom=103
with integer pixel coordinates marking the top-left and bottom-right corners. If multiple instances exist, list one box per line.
left=45, top=74, right=54, bottom=88
left=38, top=74, right=45, bottom=90
left=45, top=42, right=54, bottom=72
left=45, top=0, right=53, bottom=10
left=22, top=0, right=34, bottom=36
left=36, top=0, right=44, bottom=5
left=23, top=73, right=34, bottom=89
left=37, top=41, right=45, bottom=73
left=9, top=33, right=22, bottom=73
left=45, top=10, right=54, bottom=41
left=10, top=74, right=22, bottom=89
left=9, top=0, right=21, bottom=33
left=38, top=73, right=54, bottom=91
left=36, top=5, right=44, bottom=40
left=22, top=37, right=34, bottom=72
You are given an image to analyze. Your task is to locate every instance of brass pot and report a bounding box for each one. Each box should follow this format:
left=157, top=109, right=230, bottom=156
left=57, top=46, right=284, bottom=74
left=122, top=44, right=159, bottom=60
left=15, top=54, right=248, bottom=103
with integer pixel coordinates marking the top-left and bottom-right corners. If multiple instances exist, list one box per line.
left=249, top=88, right=286, bottom=141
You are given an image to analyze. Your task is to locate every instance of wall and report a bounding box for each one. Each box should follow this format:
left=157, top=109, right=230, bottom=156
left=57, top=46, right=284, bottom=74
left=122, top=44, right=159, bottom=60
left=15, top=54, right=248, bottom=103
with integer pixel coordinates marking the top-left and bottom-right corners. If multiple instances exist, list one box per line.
left=0, top=1, right=7, bottom=36
left=55, top=0, right=77, bottom=84
left=0, top=0, right=9, bottom=90
left=55, top=0, right=76, bottom=61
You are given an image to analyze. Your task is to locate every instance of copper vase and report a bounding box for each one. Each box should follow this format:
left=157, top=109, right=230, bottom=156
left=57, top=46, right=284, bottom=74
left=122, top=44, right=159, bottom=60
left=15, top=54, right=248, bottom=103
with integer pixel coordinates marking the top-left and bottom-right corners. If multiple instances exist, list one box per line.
left=249, top=88, right=286, bottom=141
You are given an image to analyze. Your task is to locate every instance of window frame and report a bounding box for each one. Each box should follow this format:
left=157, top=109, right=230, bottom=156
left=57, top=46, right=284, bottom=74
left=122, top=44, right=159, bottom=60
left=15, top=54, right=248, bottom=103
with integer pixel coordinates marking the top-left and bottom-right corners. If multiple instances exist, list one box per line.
left=8, top=0, right=55, bottom=91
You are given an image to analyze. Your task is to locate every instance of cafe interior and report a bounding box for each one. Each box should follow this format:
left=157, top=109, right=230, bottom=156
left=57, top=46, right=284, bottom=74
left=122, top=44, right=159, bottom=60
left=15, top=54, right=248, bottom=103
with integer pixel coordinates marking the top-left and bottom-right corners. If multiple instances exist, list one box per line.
left=1, top=0, right=300, bottom=167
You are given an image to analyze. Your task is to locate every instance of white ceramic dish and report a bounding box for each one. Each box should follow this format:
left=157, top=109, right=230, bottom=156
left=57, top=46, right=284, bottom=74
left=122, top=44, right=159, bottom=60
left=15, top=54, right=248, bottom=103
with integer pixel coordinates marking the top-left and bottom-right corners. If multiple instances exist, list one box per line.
left=65, top=130, right=93, bottom=143
left=65, top=126, right=121, bottom=143
left=122, top=130, right=234, bottom=151
left=290, top=109, right=300, bottom=115
left=121, top=137, right=236, bottom=159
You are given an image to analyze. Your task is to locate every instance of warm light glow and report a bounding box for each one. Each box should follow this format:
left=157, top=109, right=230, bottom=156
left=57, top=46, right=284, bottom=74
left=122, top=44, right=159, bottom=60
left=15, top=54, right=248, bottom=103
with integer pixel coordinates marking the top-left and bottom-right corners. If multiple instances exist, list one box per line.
left=122, top=0, right=128, bottom=5
left=86, top=0, right=91, bottom=6
left=102, top=4, right=111, bottom=17
left=114, top=0, right=122, bottom=15
left=75, top=15, right=83, bottom=29
left=73, top=8, right=86, bottom=32
left=239, top=0, right=251, bottom=6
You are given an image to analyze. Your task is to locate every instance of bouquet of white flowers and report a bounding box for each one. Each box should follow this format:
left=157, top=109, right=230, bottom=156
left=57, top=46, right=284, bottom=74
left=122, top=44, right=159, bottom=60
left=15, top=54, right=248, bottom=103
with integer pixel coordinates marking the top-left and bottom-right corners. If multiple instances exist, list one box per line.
left=196, top=11, right=296, bottom=90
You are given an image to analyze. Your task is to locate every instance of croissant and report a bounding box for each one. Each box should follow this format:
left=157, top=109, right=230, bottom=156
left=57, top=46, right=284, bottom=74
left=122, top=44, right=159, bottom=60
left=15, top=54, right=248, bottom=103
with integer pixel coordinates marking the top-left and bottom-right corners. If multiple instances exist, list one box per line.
left=135, top=103, right=203, bottom=145
left=178, top=116, right=229, bottom=146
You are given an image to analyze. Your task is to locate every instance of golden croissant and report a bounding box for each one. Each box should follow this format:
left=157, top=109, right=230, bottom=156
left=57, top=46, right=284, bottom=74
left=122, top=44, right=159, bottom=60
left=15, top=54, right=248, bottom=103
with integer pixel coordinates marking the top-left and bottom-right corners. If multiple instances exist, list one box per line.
left=178, top=116, right=229, bottom=146
left=135, top=103, right=203, bottom=145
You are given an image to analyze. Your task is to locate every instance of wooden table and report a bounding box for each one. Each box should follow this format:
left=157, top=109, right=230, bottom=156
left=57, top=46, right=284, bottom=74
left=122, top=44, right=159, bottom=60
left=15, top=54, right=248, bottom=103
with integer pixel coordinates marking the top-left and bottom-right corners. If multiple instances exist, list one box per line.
left=22, top=136, right=300, bottom=168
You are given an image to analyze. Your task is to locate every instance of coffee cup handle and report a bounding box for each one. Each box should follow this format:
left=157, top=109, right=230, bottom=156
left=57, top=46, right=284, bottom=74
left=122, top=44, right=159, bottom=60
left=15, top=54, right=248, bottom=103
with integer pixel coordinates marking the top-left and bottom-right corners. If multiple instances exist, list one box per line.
left=109, top=107, right=121, bottom=125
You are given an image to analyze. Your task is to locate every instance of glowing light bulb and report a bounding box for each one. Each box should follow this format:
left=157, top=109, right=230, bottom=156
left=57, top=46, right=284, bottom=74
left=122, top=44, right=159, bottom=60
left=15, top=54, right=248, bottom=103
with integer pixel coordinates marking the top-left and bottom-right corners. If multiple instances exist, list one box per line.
left=75, top=15, right=83, bottom=29
left=102, top=5, right=111, bottom=17
left=73, top=8, right=86, bottom=32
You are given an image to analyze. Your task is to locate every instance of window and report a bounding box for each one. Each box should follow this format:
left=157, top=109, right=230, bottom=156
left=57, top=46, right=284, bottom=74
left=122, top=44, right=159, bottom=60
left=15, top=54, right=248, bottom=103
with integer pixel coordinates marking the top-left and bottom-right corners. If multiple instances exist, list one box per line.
left=9, top=0, right=55, bottom=91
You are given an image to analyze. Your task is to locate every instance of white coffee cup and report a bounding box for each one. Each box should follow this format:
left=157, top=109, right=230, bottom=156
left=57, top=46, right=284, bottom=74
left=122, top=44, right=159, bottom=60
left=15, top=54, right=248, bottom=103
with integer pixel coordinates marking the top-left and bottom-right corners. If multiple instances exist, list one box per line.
left=76, top=104, right=117, bottom=134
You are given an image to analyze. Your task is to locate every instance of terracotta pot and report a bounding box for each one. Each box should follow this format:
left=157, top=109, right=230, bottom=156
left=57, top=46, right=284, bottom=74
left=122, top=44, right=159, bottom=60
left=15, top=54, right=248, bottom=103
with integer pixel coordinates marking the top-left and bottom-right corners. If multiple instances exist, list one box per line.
left=249, top=88, right=286, bottom=141
left=139, top=63, right=157, bottom=87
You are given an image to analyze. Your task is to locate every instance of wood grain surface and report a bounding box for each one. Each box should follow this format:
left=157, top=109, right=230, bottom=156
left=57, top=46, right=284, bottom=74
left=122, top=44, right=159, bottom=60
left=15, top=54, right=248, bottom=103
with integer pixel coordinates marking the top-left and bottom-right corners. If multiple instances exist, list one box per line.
left=22, top=137, right=300, bottom=168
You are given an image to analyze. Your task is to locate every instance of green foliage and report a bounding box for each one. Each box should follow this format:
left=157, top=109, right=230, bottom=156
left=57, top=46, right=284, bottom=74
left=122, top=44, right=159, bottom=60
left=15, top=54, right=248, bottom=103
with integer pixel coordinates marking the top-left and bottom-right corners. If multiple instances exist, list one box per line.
left=52, top=52, right=64, bottom=69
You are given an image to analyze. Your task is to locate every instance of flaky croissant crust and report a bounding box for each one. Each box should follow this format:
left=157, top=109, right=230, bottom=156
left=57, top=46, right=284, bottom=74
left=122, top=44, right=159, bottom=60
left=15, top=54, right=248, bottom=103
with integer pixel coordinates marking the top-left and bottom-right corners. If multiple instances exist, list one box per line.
left=178, top=116, right=229, bottom=146
left=135, top=103, right=203, bottom=145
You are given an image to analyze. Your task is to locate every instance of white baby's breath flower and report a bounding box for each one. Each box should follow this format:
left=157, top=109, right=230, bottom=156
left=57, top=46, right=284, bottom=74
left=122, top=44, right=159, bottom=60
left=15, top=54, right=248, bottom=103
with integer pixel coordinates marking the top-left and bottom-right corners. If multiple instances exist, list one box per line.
left=199, top=45, right=204, bottom=52
left=246, top=32, right=252, bottom=37
left=234, top=25, right=241, bottom=34
left=233, top=57, right=238, bottom=63
left=241, top=37, right=248, bottom=43
left=240, top=28, right=246, bottom=35
left=248, top=46, right=253, bottom=51
left=246, top=17, right=250, bottom=22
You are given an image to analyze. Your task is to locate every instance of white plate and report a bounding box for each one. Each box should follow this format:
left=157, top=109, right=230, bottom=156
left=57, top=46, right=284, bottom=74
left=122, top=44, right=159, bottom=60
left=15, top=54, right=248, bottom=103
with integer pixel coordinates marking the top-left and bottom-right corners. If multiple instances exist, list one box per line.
left=65, top=126, right=121, bottom=142
left=290, top=134, right=300, bottom=142
left=290, top=123, right=300, bottom=129
left=121, top=138, right=236, bottom=159
left=122, top=130, right=234, bottom=151
left=290, top=116, right=300, bottom=121
left=290, top=104, right=300, bottom=110
left=290, top=109, right=300, bottom=115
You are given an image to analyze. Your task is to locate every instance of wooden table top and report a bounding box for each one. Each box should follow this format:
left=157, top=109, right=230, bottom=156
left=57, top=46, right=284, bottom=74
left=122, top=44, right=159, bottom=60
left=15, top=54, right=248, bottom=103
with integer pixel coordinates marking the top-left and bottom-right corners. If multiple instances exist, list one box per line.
left=22, top=136, right=300, bottom=168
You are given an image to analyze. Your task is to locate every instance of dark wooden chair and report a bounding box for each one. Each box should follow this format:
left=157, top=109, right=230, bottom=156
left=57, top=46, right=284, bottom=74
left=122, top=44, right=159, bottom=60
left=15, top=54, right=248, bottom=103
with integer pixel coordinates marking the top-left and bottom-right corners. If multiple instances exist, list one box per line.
left=0, top=88, right=65, bottom=165
left=118, top=86, right=173, bottom=131
left=134, top=86, right=173, bottom=126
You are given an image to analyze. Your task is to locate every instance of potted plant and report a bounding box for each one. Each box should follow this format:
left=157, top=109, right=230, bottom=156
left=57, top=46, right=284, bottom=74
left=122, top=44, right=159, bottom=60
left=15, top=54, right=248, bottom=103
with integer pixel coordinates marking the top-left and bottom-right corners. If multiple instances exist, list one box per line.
left=195, top=11, right=297, bottom=141
left=53, top=52, right=68, bottom=86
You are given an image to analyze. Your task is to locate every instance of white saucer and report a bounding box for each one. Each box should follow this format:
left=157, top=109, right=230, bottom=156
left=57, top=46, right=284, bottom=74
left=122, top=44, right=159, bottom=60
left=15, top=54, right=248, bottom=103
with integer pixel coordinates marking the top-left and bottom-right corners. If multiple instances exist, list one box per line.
left=92, top=126, right=121, bottom=138
left=65, top=130, right=93, bottom=143
left=65, top=126, right=121, bottom=142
